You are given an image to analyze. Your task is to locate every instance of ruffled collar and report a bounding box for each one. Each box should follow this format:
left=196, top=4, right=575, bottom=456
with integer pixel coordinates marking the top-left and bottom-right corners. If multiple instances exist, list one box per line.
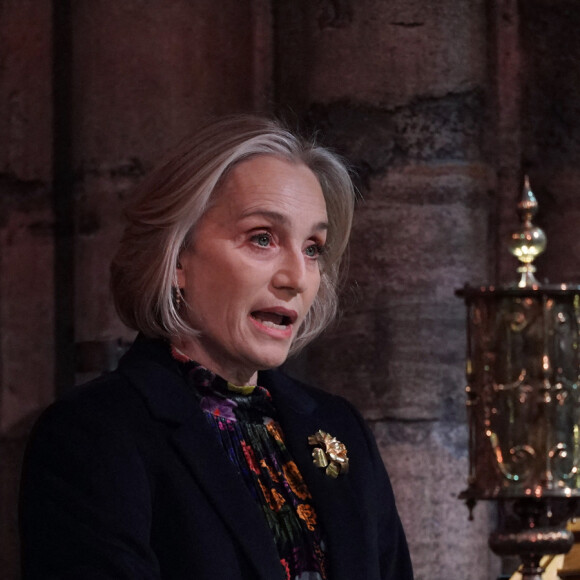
left=170, top=344, right=276, bottom=423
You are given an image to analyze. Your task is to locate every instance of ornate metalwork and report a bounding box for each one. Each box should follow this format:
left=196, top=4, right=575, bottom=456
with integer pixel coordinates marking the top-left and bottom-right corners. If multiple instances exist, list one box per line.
left=457, top=285, right=580, bottom=579
left=308, top=430, right=349, bottom=478
left=459, top=286, right=580, bottom=501
left=507, top=176, right=547, bottom=288
left=456, top=178, right=580, bottom=579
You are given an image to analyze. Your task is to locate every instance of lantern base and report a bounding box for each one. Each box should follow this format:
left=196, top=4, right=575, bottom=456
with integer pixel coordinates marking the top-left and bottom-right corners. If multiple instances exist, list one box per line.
left=488, top=498, right=576, bottom=580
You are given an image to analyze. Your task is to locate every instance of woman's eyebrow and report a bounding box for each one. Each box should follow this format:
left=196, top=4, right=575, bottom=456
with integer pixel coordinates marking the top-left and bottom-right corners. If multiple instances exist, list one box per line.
left=240, top=209, right=328, bottom=232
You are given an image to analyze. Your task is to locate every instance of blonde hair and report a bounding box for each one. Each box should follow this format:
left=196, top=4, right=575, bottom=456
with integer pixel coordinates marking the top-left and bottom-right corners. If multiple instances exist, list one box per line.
left=111, top=115, right=355, bottom=354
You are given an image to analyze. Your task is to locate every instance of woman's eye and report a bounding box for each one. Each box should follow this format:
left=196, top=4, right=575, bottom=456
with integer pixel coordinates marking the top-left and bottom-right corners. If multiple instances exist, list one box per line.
left=305, top=244, right=324, bottom=258
left=251, top=233, right=272, bottom=247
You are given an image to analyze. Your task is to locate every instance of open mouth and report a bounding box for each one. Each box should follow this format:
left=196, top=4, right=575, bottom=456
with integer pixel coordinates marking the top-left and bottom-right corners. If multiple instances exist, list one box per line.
left=251, top=311, right=294, bottom=329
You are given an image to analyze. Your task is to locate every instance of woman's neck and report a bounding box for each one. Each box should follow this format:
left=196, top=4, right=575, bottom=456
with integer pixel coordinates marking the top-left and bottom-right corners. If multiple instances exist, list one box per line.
left=171, top=339, right=258, bottom=386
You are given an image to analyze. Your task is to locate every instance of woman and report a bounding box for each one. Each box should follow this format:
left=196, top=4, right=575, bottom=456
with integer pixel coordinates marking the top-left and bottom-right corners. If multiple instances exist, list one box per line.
left=20, top=115, right=413, bottom=579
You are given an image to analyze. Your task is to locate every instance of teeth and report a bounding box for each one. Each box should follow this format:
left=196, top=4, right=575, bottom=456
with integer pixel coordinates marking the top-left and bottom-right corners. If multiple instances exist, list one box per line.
left=260, top=319, right=288, bottom=330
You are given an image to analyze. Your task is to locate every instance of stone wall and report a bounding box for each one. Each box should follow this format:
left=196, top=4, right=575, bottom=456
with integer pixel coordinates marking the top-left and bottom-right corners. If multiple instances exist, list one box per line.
left=2, top=1, right=578, bottom=579
left=0, top=1, right=54, bottom=574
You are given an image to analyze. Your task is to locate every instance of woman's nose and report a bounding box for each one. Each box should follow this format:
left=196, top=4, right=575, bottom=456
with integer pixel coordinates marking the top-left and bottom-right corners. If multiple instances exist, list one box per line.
left=272, top=249, right=307, bottom=294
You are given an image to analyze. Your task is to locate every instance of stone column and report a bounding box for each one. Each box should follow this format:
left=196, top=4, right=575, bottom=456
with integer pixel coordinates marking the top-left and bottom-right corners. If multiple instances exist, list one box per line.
left=519, top=0, right=580, bottom=285
left=276, top=1, right=499, bottom=578
left=0, top=1, right=54, bottom=577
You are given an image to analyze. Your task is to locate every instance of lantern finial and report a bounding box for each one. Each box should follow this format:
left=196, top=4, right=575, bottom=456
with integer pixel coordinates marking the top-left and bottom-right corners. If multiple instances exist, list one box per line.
left=507, top=176, right=547, bottom=287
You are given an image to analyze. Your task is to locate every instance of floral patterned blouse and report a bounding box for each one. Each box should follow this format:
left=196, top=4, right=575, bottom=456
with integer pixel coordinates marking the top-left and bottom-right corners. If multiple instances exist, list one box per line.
left=172, top=347, right=328, bottom=580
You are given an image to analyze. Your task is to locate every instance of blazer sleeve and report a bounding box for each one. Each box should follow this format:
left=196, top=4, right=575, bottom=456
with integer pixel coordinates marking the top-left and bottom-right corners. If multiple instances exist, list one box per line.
left=19, top=390, right=161, bottom=580
left=344, top=397, right=414, bottom=580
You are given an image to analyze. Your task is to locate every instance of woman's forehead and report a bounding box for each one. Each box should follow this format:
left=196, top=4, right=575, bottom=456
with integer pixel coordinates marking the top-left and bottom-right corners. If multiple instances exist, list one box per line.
left=213, top=155, right=327, bottom=216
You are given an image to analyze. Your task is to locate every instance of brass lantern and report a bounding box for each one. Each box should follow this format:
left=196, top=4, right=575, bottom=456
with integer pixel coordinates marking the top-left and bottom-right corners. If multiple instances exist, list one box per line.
left=457, top=178, right=580, bottom=580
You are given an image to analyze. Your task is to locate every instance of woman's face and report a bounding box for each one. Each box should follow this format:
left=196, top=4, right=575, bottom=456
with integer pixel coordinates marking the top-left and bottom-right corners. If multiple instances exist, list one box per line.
left=176, top=155, right=328, bottom=385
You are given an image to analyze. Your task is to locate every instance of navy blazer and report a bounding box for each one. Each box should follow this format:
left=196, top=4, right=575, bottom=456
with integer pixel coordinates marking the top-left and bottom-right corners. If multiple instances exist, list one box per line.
left=20, top=336, right=413, bottom=579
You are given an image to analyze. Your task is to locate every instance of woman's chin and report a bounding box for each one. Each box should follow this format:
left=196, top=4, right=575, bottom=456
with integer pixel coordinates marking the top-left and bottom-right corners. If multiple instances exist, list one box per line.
left=249, top=344, right=292, bottom=372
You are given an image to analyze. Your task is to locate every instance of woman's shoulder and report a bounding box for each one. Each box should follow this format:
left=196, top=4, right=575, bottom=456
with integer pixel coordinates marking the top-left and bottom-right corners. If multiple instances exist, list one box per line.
left=56, top=368, right=140, bottom=411
left=35, top=336, right=189, bottom=432
left=261, top=368, right=372, bottom=442
left=27, top=371, right=145, bottom=448
left=262, top=368, right=361, bottom=412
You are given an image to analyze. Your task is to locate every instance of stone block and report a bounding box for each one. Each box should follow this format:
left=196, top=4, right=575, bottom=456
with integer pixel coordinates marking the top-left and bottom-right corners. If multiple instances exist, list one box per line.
left=521, top=0, right=580, bottom=167
left=372, top=420, right=500, bottom=580
left=295, top=165, right=492, bottom=420
left=298, top=301, right=469, bottom=422
left=306, top=93, right=485, bottom=188
left=73, top=169, right=143, bottom=344
left=0, top=0, right=52, bottom=181
left=277, top=0, right=487, bottom=108
left=0, top=203, right=55, bottom=435
left=71, top=0, right=259, bottom=166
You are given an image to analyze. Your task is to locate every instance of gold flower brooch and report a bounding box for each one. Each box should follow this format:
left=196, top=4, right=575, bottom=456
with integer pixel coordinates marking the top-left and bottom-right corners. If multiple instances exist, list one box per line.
left=308, top=430, right=349, bottom=478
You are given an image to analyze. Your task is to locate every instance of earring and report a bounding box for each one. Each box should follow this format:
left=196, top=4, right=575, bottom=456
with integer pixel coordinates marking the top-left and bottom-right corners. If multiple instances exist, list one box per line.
left=174, top=287, right=182, bottom=308
left=175, top=260, right=183, bottom=307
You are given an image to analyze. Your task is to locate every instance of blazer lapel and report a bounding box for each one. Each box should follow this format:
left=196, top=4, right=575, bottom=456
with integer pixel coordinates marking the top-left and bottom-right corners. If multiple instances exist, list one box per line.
left=168, top=419, right=284, bottom=580
left=263, top=371, right=370, bottom=580
left=118, top=339, right=284, bottom=580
